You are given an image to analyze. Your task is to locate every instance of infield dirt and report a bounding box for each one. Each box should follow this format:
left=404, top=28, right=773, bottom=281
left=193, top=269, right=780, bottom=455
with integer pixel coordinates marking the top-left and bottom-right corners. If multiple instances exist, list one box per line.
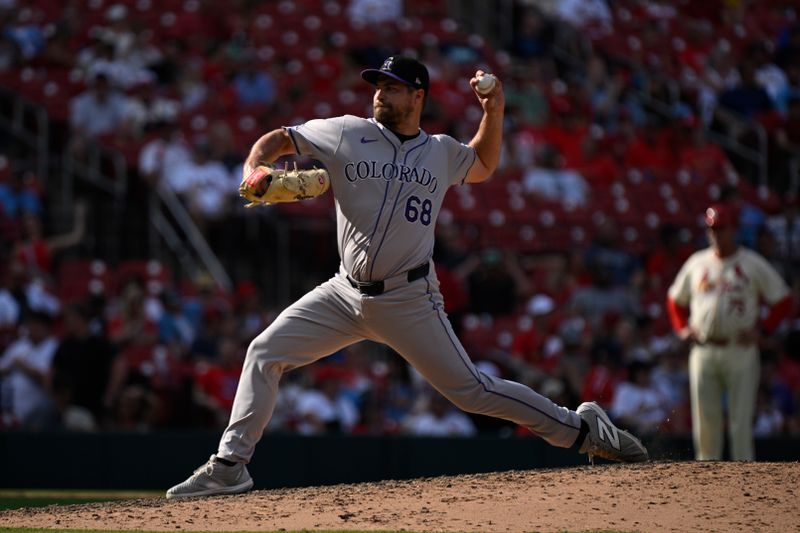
left=1, top=461, right=797, bottom=532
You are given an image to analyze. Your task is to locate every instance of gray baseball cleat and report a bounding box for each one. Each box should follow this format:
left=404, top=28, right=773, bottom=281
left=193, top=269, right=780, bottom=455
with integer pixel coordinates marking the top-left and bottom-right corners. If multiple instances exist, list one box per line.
left=166, top=455, right=254, bottom=499
left=577, top=401, right=649, bottom=463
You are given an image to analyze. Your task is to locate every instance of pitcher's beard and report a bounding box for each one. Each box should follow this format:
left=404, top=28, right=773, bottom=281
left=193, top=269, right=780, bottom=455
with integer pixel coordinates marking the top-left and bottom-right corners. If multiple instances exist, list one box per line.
left=374, top=104, right=411, bottom=130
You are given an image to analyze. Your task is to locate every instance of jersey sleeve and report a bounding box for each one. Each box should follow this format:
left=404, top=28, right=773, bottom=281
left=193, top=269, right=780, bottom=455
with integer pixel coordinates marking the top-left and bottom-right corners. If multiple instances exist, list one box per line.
left=667, top=254, right=696, bottom=305
left=440, top=135, right=477, bottom=186
left=751, top=252, right=790, bottom=304
left=284, top=116, right=346, bottom=161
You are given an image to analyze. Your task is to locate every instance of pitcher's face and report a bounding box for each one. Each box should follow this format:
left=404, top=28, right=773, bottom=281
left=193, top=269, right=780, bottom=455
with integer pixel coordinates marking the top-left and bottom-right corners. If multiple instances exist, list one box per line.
left=373, top=78, right=420, bottom=130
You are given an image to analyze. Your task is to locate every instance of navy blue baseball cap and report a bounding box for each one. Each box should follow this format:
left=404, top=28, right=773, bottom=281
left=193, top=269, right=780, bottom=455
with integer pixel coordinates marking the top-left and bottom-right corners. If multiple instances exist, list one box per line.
left=361, top=56, right=429, bottom=93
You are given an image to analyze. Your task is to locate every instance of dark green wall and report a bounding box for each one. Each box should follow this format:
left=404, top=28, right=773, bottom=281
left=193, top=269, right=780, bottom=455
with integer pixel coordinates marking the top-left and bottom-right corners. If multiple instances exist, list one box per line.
left=0, top=432, right=796, bottom=490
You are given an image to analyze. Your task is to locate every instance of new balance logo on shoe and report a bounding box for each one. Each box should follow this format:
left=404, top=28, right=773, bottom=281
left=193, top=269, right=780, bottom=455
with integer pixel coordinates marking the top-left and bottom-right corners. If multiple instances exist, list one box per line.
left=596, top=417, right=620, bottom=450
left=576, top=401, right=648, bottom=463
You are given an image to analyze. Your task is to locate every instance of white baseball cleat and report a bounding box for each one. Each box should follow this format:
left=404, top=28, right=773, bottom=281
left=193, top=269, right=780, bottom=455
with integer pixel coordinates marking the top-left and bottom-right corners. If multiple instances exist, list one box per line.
left=166, top=455, right=254, bottom=499
left=577, top=401, right=649, bottom=464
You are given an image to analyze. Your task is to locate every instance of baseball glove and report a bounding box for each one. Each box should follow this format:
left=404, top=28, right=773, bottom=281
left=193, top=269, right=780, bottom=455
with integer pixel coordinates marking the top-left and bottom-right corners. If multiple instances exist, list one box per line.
left=239, top=162, right=330, bottom=207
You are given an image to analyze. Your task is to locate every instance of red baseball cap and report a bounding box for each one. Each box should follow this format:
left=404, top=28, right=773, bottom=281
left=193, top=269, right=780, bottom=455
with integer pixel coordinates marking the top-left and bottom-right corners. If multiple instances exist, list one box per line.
left=704, top=203, right=737, bottom=229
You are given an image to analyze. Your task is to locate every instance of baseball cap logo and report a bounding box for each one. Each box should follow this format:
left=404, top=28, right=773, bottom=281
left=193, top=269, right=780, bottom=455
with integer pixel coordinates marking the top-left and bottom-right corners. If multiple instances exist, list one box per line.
left=361, top=56, right=430, bottom=93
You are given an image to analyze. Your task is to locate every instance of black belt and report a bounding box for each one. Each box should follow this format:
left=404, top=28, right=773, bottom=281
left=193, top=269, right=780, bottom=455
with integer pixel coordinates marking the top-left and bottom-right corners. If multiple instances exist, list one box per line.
left=347, top=263, right=430, bottom=296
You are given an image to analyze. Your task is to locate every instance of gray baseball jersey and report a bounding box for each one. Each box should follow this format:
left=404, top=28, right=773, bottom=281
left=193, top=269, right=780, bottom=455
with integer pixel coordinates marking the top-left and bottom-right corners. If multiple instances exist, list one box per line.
left=216, top=115, right=582, bottom=464
left=287, top=115, right=475, bottom=281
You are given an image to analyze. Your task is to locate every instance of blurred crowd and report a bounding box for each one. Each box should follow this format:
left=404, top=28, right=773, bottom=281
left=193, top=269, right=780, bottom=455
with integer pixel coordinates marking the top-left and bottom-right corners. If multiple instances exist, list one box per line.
left=0, top=0, right=799, bottom=439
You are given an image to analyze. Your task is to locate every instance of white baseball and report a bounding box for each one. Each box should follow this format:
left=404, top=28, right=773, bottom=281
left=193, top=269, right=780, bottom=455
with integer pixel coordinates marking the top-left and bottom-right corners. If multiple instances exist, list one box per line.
left=476, top=74, right=497, bottom=95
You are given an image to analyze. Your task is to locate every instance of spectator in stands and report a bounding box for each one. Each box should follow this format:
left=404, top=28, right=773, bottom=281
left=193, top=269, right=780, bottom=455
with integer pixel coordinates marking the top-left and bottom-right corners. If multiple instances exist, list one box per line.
left=467, top=249, right=531, bottom=316
left=651, top=341, right=690, bottom=434
left=231, top=56, right=277, bottom=108
left=295, top=365, right=359, bottom=435
left=232, top=281, right=270, bottom=346
left=0, top=270, right=20, bottom=328
left=0, top=310, right=57, bottom=429
left=188, top=306, right=227, bottom=362
left=623, top=119, right=675, bottom=179
left=192, top=336, right=244, bottom=428
left=715, top=61, right=773, bottom=134
left=107, top=281, right=158, bottom=377
left=124, top=21, right=163, bottom=77
left=12, top=201, right=87, bottom=281
left=401, top=392, right=477, bottom=437
left=765, top=195, right=800, bottom=284
left=677, top=119, right=738, bottom=182
left=86, top=40, right=154, bottom=91
left=148, top=38, right=188, bottom=89
left=718, top=184, right=765, bottom=251
left=0, top=33, right=19, bottom=71
left=753, top=385, right=785, bottom=437
left=68, top=72, right=127, bottom=154
left=696, top=45, right=741, bottom=125
left=775, top=24, right=800, bottom=70
left=773, top=95, right=800, bottom=192
left=111, top=383, right=161, bottom=431
left=0, top=166, right=42, bottom=219
left=756, top=224, right=790, bottom=282
left=553, top=0, right=612, bottom=35
left=432, top=224, right=474, bottom=332
left=121, top=81, right=180, bottom=139
left=137, top=121, right=192, bottom=185
left=610, top=360, right=669, bottom=437
left=510, top=5, right=553, bottom=59
left=164, top=136, right=235, bottom=223
left=568, top=262, right=640, bottom=332
left=645, top=224, right=694, bottom=291
left=207, top=120, right=243, bottom=172
left=522, top=144, right=590, bottom=208
left=568, top=130, right=620, bottom=188
left=750, top=41, right=789, bottom=108
left=181, top=273, right=232, bottom=335
left=580, top=339, right=621, bottom=406
left=584, top=218, right=639, bottom=286
left=75, top=37, right=106, bottom=75
left=757, top=355, right=795, bottom=436
left=95, top=4, right=135, bottom=61
left=157, top=290, right=195, bottom=359
left=582, top=54, right=626, bottom=128
left=346, top=0, right=403, bottom=25
left=51, top=303, right=123, bottom=430
left=2, top=5, right=45, bottom=61
left=510, top=294, right=559, bottom=380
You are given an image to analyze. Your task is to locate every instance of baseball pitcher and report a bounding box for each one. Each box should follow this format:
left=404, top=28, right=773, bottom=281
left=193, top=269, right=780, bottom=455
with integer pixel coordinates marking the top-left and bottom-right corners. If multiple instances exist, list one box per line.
left=667, top=203, right=793, bottom=460
left=166, top=56, right=648, bottom=498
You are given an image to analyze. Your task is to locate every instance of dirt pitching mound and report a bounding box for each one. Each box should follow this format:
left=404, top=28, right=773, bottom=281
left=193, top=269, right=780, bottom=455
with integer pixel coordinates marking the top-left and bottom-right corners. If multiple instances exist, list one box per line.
left=1, top=461, right=798, bottom=532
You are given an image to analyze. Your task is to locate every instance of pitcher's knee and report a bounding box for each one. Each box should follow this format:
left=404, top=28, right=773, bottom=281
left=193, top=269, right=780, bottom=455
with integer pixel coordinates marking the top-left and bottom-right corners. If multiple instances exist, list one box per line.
left=245, top=338, right=289, bottom=377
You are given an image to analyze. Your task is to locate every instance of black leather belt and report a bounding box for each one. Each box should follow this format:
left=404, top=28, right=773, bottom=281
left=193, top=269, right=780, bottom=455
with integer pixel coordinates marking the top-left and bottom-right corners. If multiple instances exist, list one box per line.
left=347, top=263, right=430, bottom=296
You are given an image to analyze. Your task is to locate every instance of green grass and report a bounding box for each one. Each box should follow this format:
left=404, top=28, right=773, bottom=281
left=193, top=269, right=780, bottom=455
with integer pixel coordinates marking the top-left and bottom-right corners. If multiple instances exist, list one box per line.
left=0, top=490, right=160, bottom=511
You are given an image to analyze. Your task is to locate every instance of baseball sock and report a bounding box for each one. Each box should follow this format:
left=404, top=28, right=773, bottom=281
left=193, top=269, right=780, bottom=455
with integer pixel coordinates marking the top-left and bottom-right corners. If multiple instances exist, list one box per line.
left=571, top=419, right=590, bottom=450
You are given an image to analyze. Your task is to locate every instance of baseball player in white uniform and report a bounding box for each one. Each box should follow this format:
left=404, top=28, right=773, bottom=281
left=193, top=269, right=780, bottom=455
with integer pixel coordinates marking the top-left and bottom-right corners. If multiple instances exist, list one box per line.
left=667, top=203, right=793, bottom=461
left=166, top=56, right=648, bottom=499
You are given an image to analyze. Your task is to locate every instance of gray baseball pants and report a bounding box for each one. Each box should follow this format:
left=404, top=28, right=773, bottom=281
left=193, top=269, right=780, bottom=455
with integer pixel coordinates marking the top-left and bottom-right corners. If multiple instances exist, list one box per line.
left=218, top=264, right=582, bottom=462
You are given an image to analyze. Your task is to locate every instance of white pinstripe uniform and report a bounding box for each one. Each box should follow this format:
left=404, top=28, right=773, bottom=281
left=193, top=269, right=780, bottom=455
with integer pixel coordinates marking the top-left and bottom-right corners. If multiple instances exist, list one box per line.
left=668, top=247, right=790, bottom=460
left=216, top=114, right=583, bottom=462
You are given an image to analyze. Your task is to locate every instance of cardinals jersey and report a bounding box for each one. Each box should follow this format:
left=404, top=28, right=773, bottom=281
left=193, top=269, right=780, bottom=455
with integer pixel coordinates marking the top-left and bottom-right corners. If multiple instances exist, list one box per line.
left=668, top=247, right=789, bottom=343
